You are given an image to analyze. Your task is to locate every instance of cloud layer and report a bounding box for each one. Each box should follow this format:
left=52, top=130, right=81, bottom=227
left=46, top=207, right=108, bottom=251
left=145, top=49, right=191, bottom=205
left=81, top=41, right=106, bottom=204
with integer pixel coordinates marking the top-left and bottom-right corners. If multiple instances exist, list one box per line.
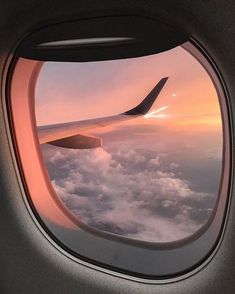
left=41, top=127, right=221, bottom=242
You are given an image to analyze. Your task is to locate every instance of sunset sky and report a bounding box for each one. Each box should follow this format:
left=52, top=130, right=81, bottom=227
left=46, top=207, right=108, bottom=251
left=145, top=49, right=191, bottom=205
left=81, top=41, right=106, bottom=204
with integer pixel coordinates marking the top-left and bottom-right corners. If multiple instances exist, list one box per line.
left=35, top=45, right=223, bottom=242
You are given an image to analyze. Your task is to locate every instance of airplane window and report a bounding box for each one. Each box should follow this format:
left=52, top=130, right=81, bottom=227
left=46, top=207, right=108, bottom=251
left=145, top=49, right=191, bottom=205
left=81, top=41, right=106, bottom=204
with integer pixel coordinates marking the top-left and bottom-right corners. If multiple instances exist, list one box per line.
left=35, top=46, right=223, bottom=243
left=10, top=31, right=230, bottom=278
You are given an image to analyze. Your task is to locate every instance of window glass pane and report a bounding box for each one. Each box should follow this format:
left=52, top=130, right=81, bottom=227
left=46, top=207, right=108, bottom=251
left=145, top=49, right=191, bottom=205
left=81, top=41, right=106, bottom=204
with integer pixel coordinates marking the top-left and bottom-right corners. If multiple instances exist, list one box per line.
left=35, top=45, right=223, bottom=243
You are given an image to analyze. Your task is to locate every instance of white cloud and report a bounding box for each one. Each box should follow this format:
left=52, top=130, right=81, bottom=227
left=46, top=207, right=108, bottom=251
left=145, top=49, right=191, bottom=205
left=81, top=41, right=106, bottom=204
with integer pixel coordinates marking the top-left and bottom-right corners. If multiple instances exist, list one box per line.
left=149, top=156, right=161, bottom=166
left=42, top=144, right=216, bottom=243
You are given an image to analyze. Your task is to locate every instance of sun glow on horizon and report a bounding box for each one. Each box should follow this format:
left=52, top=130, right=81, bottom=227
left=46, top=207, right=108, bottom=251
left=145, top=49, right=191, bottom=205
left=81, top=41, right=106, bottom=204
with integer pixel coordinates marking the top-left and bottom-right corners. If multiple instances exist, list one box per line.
left=144, top=106, right=169, bottom=119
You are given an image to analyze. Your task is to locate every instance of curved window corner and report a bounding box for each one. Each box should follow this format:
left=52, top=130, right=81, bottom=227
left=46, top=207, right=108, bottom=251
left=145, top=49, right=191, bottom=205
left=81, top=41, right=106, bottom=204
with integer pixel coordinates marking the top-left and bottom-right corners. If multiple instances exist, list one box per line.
left=7, top=15, right=231, bottom=281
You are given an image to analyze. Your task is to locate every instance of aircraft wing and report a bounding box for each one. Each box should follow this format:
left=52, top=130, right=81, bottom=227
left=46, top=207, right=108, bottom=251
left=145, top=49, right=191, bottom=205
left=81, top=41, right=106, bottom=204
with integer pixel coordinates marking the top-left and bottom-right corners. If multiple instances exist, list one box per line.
left=37, top=77, right=168, bottom=149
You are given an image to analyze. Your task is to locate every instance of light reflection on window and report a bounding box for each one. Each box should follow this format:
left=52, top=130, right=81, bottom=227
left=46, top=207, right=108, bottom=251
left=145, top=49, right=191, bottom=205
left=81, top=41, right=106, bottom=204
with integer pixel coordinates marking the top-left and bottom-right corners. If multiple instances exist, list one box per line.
left=35, top=46, right=223, bottom=243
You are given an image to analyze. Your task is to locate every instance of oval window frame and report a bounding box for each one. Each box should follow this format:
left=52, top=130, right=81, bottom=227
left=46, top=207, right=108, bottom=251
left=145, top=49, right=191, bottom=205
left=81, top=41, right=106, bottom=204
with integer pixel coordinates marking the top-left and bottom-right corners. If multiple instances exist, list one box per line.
left=6, top=15, right=232, bottom=282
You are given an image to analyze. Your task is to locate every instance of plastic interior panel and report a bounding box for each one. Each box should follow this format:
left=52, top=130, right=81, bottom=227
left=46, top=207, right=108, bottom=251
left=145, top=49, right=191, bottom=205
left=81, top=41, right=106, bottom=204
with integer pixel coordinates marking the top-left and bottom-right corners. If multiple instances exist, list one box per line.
left=0, top=1, right=235, bottom=293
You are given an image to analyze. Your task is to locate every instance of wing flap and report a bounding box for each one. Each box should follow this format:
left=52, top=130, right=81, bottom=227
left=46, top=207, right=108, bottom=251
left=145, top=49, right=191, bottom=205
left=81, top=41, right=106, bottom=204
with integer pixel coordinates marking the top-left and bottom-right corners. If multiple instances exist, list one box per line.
left=48, top=134, right=102, bottom=149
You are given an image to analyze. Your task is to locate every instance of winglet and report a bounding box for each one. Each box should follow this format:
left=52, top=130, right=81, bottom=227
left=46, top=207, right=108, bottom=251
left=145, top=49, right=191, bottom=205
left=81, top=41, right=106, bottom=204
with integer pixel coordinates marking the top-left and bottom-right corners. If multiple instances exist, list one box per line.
left=124, top=77, right=168, bottom=116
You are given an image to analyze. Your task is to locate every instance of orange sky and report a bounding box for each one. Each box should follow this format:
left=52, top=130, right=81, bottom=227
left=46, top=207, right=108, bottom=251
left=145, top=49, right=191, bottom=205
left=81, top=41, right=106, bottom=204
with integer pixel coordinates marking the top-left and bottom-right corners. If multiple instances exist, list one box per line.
left=35, top=45, right=222, bottom=133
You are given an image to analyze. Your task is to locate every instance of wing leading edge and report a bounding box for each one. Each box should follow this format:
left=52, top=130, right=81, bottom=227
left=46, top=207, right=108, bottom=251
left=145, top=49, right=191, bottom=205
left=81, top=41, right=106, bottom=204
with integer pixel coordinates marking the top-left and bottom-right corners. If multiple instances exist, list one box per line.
left=37, top=77, right=168, bottom=149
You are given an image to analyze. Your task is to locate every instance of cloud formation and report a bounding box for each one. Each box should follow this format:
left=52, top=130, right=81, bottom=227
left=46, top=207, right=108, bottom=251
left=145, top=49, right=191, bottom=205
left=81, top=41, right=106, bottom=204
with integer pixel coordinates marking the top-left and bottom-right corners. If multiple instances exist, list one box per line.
left=41, top=135, right=220, bottom=242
